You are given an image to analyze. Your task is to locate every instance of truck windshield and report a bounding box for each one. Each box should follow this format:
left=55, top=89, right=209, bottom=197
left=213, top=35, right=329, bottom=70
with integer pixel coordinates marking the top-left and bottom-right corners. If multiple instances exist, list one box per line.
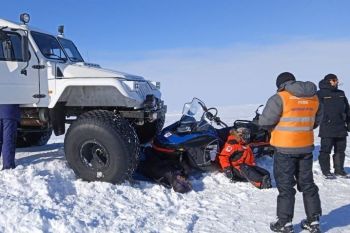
left=31, top=31, right=67, bottom=61
left=58, top=37, right=84, bottom=62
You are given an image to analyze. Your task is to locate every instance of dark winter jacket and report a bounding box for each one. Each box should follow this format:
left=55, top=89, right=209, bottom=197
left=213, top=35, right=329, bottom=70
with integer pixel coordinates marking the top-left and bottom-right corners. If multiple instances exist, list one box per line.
left=0, top=104, right=20, bottom=122
left=258, top=80, right=322, bottom=154
left=317, top=79, right=350, bottom=138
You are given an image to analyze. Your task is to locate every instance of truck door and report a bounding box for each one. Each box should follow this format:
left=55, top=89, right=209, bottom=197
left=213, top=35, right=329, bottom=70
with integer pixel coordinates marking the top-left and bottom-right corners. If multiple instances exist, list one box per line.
left=30, top=31, right=69, bottom=107
left=0, top=29, right=40, bottom=104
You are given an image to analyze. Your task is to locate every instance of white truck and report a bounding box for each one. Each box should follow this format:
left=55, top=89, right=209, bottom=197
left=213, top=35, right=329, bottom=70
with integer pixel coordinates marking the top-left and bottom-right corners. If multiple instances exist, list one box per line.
left=0, top=13, right=166, bottom=183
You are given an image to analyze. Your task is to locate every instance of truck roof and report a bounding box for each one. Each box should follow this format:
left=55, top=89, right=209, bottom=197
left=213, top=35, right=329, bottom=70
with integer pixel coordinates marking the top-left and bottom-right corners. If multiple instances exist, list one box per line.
left=0, top=18, right=53, bottom=35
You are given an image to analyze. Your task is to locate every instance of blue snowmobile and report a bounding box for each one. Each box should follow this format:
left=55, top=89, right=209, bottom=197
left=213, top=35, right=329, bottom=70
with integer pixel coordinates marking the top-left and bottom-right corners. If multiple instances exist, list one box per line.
left=152, top=98, right=229, bottom=172
left=137, top=98, right=273, bottom=192
left=151, top=98, right=274, bottom=171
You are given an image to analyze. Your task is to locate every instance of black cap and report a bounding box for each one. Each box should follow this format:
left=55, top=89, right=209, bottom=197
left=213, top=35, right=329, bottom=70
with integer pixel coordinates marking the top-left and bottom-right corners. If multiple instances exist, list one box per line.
left=324, top=73, right=338, bottom=81
left=276, top=72, right=296, bottom=88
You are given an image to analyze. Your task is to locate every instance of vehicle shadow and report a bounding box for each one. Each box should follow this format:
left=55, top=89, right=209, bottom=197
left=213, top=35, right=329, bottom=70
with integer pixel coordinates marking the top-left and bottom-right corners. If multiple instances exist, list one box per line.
left=16, top=143, right=64, bottom=153
left=16, top=145, right=65, bottom=166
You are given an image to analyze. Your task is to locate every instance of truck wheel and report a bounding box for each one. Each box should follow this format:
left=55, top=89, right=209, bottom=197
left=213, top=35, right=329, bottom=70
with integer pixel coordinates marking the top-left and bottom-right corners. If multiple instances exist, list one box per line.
left=136, top=115, right=165, bottom=144
left=64, top=110, right=140, bottom=184
left=16, top=129, right=53, bottom=148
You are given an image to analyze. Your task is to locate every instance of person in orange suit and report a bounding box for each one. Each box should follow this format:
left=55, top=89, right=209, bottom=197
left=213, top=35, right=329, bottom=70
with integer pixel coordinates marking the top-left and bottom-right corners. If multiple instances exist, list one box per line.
left=218, top=127, right=271, bottom=189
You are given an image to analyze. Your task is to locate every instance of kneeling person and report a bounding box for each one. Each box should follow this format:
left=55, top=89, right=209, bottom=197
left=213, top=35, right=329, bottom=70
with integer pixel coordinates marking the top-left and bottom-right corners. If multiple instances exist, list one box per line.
left=218, top=127, right=272, bottom=189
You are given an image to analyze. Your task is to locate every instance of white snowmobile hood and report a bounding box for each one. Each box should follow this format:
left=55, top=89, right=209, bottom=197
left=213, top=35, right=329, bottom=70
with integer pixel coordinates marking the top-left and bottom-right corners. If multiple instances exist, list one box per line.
left=61, top=62, right=145, bottom=81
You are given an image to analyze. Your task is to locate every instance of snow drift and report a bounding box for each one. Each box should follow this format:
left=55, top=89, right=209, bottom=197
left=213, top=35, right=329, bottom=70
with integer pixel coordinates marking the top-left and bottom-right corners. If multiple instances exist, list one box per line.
left=0, top=105, right=349, bottom=233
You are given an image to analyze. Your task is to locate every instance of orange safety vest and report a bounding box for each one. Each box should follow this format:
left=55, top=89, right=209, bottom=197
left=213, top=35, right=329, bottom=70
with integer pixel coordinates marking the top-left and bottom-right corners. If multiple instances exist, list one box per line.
left=270, top=91, right=319, bottom=148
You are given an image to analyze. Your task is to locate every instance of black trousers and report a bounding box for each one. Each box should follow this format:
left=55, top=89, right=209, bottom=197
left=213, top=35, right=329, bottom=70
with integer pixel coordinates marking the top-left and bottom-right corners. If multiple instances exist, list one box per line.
left=231, top=164, right=270, bottom=188
left=274, top=153, right=321, bottom=222
left=0, top=119, right=17, bottom=169
left=319, top=137, right=347, bottom=174
left=239, top=164, right=270, bottom=182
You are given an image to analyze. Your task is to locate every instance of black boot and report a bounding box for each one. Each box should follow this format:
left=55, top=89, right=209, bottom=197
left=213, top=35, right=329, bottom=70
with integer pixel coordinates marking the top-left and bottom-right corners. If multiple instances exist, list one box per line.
left=270, top=219, right=294, bottom=233
left=301, top=216, right=321, bottom=233
left=333, top=153, right=345, bottom=174
left=334, top=170, right=350, bottom=178
left=322, top=172, right=336, bottom=180
left=261, top=175, right=272, bottom=189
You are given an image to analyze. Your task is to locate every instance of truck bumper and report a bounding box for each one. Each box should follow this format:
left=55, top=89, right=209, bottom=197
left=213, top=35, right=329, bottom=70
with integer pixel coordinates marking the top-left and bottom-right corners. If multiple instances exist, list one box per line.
left=119, top=98, right=167, bottom=123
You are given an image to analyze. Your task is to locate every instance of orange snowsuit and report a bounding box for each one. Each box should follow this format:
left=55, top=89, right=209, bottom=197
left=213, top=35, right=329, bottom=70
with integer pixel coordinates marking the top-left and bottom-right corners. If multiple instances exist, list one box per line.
left=217, top=134, right=255, bottom=171
left=217, top=132, right=271, bottom=189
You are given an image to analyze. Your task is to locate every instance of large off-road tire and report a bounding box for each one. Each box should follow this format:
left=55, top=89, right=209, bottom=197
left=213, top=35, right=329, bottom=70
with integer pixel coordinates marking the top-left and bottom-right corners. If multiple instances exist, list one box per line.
left=64, top=110, right=140, bottom=184
left=16, top=129, right=53, bottom=148
left=135, top=115, right=165, bottom=144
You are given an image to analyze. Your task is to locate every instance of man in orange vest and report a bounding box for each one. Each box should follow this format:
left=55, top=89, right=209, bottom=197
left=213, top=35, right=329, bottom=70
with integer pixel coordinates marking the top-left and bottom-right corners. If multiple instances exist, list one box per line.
left=259, top=72, right=322, bottom=233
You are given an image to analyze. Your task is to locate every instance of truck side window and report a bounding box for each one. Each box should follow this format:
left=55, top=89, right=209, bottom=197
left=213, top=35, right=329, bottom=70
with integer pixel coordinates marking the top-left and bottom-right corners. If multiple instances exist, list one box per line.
left=0, top=32, right=23, bottom=61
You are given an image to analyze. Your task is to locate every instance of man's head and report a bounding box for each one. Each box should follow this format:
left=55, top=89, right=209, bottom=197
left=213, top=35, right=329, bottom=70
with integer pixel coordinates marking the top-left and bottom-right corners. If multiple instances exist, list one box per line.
left=232, top=127, right=251, bottom=143
left=324, top=73, right=339, bottom=88
left=276, top=72, right=296, bottom=89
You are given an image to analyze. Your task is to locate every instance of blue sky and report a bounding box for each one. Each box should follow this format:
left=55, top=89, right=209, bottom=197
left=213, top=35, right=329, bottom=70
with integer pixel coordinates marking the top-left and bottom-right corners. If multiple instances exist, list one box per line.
left=3, top=1, right=350, bottom=111
left=4, top=1, right=350, bottom=56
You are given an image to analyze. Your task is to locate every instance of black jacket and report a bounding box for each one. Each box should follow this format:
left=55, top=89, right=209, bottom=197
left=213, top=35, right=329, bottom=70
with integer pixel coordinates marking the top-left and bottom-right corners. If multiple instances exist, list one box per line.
left=317, top=80, right=350, bottom=137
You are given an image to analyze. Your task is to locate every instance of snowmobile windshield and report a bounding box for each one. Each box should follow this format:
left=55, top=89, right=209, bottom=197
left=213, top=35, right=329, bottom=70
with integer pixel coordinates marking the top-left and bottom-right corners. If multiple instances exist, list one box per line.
left=182, top=98, right=206, bottom=122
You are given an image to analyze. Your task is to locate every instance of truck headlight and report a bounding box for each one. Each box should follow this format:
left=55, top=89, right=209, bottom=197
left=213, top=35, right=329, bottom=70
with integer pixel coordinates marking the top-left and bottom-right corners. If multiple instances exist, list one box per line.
left=122, top=81, right=139, bottom=91
left=149, top=81, right=161, bottom=90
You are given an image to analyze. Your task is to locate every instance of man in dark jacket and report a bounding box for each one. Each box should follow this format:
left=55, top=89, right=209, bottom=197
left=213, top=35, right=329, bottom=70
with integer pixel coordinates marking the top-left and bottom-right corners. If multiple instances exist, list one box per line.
left=0, top=104, right=20, bottom=169
left=259, top=72, right=322, bottom=233
left=317, top=74, right=350, bottom=178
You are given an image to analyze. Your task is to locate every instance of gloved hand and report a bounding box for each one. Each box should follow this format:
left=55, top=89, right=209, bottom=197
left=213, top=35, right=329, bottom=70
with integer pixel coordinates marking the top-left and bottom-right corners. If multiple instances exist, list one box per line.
left=171, top=173, right=192, bottom=193
left=347, top=123, right=350, bottom=132
left=223, top=167, right=234, bottom=179
left=169, top=171, right=192, bottom=193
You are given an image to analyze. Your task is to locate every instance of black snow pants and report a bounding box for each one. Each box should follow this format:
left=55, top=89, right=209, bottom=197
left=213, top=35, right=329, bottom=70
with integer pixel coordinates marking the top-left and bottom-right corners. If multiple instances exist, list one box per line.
left=232, top=164, right=271, bottom=188
left=319, top=137, right=347, bottom=174
left=137, top=147, right=192, bottom=193
left=274, top=153, right=322, bottom=222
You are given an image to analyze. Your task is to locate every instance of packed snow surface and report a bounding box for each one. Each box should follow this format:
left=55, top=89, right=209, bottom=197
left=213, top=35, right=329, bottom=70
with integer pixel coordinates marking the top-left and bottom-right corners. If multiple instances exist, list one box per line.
left=1, top=105, right=350, bottom=233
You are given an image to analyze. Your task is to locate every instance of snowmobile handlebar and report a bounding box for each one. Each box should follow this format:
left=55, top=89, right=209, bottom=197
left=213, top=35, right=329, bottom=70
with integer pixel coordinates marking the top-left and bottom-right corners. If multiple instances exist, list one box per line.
left=215, top=117, right=228, bottom=128
left=252, top=104, right=264, bottom=123
left=203, top=107, right=228, bottom=128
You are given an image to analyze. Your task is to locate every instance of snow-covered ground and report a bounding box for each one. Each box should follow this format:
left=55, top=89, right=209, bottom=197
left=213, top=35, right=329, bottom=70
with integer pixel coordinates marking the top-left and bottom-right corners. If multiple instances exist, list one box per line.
left=1, top=105, right=349, bottom=233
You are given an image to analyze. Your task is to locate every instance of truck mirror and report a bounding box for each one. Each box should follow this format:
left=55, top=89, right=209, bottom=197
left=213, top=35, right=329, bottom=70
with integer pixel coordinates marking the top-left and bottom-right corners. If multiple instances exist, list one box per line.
left=22, top=35, right=30, bottom=61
